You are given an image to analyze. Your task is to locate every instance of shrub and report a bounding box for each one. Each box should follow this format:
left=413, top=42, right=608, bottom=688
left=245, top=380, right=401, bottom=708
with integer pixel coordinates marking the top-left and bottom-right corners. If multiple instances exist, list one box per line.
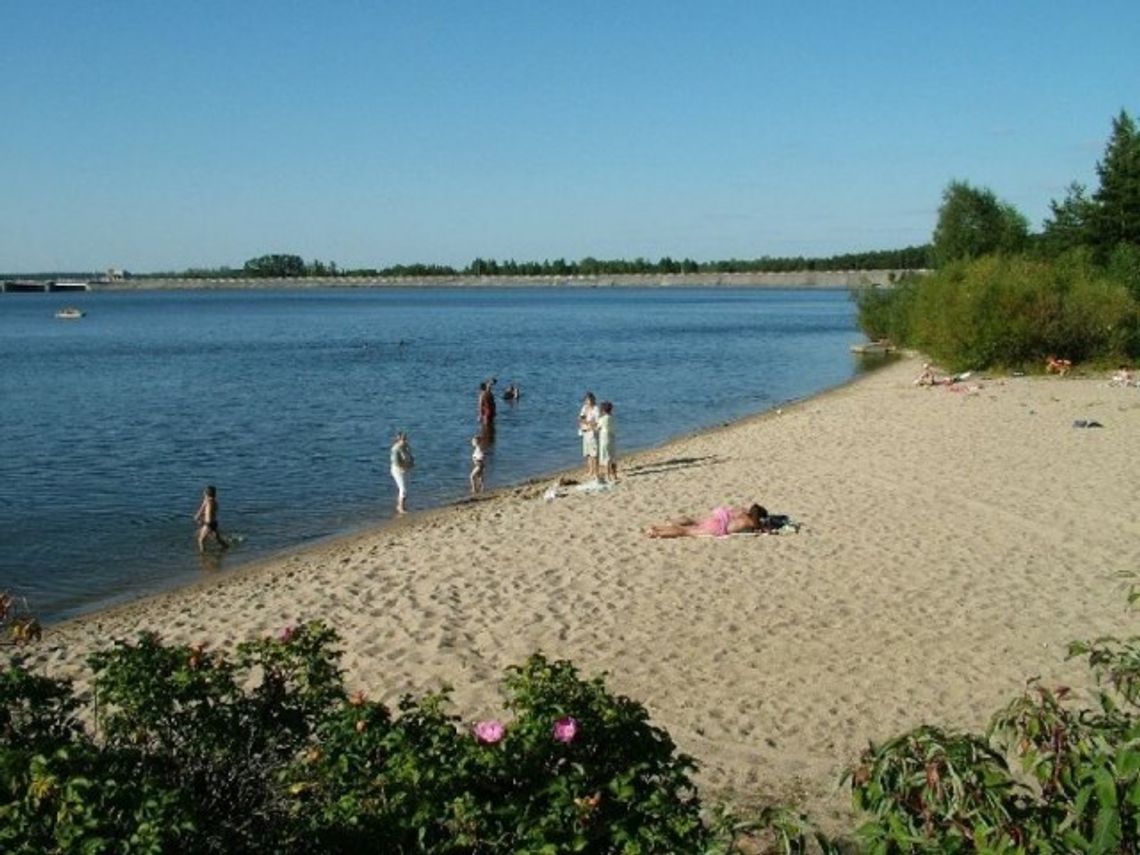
left=855, top=252, right=1140, bottom=369
left=846, top=607, right=1140, bottom=853
left=6, top=625, right=826, bottom=853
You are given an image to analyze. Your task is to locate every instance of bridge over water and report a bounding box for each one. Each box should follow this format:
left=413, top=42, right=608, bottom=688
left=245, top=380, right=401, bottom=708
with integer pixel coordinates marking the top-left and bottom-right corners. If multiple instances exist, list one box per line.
left=1, top=280, right=92, bottom=293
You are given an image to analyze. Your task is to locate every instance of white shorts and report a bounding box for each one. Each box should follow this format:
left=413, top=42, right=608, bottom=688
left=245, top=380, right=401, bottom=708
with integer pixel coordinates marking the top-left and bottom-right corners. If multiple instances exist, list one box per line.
left=599, top=437, right=614, bottom=465
left=390, top=465, right=407, bottom=500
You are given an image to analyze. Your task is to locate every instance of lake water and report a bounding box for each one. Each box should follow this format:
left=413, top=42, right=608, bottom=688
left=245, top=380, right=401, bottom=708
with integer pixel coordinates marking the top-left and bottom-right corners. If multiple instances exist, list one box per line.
left=1, top=286, right=866, bottom=622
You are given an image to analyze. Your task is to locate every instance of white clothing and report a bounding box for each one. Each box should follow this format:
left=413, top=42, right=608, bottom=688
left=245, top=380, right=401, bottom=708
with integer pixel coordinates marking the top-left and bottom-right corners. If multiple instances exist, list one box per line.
left=390, top=440, right=411, bottom=503
left=597, top=412, right=615, bottom=465
left=578, top=402, right=600, bottom=457
left=390, top=465, right=407, bottom=501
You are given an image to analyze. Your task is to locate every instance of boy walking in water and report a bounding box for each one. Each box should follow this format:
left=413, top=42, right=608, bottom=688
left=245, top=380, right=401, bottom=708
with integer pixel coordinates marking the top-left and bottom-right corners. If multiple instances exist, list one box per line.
left=195, top=485, right=230, bottom=552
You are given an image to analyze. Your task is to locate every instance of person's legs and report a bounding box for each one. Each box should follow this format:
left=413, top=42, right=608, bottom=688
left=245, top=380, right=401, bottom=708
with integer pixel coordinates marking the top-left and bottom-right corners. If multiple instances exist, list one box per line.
left=197, top=524, right=208, bottom=552
left=644, top=521, right=700, bottom=538
left=392, top=466, right=407, bottom=513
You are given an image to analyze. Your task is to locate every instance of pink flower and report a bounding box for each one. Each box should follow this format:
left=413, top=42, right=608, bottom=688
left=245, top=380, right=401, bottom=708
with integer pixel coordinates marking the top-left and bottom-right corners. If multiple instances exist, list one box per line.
left=278, top=626, right=296, bottom=643
left=553, top=716, right=579, bottom=743
left=474, top=719, right=505, bottom=745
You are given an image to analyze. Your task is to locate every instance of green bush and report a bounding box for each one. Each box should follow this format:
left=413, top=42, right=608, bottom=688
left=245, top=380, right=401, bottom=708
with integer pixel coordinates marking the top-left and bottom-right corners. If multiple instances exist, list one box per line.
left=846, top=627, right=1140, bottom=853
left=855, top=252, right=1140, bottom=370
left=11, top=612, right=1140, bottom=852
left=4, top=625, right=826, bottom=853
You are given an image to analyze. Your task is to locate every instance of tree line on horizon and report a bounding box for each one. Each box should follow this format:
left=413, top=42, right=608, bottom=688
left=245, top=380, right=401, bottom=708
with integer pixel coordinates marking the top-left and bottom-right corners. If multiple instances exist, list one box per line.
left=2, top=246, right=932, bottom=282
left=106, top=244, right=931, bottom=281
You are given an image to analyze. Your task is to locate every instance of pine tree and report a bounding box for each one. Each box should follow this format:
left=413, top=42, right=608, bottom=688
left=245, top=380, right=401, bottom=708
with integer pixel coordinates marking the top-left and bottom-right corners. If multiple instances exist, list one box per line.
left=1090, top=109, right=1140, bottom=253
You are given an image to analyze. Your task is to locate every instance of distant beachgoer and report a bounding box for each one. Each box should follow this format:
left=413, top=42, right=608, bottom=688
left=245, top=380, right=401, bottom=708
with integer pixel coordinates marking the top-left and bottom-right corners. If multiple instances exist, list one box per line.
left=597, top=400, right=617, bottom=482
left=578, top=392, right=600, bottom=480
left=469, top=435, right=485, bottom=494
left=1110, top=365, right=1135, bottom=387
left=644, top=504, right=770, bottom=538
left=194, top=485, right=230, bottom=552
left=914, top=363, right=937, bottom=387
left=503, top=381, right=520, bottom=402
left=479, top=382, right=496, bottom=425
left=390, top=431, right=414, bottom=514
left=1046, top=355, right=1072, bottom=375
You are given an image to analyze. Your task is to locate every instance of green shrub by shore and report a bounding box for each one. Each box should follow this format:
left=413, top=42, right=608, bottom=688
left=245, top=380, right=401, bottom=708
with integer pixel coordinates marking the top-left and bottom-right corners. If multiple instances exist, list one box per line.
left=856, top=251, right=1140, bottom=371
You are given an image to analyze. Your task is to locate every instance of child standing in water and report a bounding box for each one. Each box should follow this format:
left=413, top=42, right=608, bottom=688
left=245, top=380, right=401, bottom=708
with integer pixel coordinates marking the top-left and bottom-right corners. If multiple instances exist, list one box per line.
left=194, top=485, right=230, bottom=552
left=469, top=435, right=486, bottom=494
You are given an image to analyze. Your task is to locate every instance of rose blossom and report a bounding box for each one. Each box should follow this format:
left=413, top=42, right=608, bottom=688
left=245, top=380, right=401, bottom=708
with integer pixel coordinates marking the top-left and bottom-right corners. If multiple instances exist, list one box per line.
left=553, top=716, right=579, bottom=743
left=278, top=625, right=296, bottom=643
left=474, top=719, right=505, bottom=745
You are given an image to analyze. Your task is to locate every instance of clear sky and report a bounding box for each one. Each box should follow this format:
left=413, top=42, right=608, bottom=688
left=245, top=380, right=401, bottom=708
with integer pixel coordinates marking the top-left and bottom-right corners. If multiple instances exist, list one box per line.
left=3, top=1, right=1138, bottom=272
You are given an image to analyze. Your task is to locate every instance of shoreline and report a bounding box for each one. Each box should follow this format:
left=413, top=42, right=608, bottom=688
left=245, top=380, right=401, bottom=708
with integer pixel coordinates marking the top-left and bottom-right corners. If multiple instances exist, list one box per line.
left=45, top=362, right=880, bottom=634
left=16, top=354, right=1140, bottom=832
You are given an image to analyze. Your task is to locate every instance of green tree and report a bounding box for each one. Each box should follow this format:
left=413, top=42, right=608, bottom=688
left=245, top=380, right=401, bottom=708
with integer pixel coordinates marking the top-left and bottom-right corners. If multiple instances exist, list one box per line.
left=243, top=254, right=306, bottom=278
left=1089, top=109, right=1140, bottom=254
left=931, top=180, right=1030, bottom=267
left=1041, top=181, right=1094, bottom=255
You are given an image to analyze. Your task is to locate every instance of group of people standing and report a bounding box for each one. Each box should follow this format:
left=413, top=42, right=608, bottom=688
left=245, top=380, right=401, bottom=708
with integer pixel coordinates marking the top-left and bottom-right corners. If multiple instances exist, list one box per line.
left=387, top=378, right=522, bottom=515
left=387, top=383, right=616, bottom=519
left=577, top=392, right=617, bottom=482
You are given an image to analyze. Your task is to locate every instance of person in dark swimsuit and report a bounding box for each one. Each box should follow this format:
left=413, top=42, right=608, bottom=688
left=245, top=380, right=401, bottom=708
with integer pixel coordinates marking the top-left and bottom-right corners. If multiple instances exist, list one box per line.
left=195, top=485, right=230, bottom=551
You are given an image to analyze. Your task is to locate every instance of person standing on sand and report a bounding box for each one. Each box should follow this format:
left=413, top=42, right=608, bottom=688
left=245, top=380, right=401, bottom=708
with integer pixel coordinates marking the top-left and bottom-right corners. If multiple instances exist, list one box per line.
left=390, top=431, right=414, bottom=514
left=194, top=485, right=230, bottom=552
left=578, top=392, right=600, bottom=480
left=597, top=400, right=617, bottom=482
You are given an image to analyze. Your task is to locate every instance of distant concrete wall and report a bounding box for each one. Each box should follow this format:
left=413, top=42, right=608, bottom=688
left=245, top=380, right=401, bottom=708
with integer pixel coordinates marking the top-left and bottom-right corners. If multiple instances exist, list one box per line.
left=101, top=270, right=919, bottom=291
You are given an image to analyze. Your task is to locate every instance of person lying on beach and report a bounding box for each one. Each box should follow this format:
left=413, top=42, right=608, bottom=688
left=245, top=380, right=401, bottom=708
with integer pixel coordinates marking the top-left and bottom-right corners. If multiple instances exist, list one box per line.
left=644, top=504, right=771, bottom=538
left=1110, top=365, right=1135, bottom=387
left=914, top=363, right=937, bottom=386
left=1046, top=355, right=1072, bottom=375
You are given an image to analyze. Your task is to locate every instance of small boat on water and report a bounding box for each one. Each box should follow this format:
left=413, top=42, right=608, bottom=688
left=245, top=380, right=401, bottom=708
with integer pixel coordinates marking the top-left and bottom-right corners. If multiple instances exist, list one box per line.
left=850, top=340, right=894, bottom=355
left=54, top=307, right=86, bottom=320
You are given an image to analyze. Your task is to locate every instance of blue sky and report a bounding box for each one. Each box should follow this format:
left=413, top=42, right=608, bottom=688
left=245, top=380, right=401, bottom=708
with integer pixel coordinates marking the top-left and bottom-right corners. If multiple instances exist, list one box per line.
left=2, top=1, right=1137, bottom=272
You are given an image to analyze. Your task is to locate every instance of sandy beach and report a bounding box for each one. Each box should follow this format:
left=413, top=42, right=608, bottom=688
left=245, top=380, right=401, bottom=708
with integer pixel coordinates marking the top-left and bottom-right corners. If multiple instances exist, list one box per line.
left=15, top=356, right=1140, bottom=831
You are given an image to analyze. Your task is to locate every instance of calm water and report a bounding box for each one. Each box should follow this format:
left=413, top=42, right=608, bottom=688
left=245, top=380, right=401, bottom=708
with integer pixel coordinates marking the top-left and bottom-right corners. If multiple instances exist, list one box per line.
left=1, top=287, right=865, bottom=622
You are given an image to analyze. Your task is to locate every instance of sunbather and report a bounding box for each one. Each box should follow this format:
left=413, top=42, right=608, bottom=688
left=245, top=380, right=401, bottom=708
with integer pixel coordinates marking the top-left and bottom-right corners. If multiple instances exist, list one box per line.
left=1110, top=365, right=1135, bottom=387
left=1046, top=355, right=1072, bottom=375
left=914, top=363, right=937, bottom=386
left=644, top=504, right=771, bottom=538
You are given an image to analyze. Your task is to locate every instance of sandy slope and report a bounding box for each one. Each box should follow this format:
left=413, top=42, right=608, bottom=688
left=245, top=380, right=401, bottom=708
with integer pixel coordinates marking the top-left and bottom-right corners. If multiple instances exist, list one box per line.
left=16, top=356, right=1140, bottom=830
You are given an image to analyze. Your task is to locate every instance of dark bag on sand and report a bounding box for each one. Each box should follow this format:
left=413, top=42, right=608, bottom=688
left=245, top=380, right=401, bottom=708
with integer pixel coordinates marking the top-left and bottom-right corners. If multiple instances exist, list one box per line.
left=764, top=514, right=790, bottom=530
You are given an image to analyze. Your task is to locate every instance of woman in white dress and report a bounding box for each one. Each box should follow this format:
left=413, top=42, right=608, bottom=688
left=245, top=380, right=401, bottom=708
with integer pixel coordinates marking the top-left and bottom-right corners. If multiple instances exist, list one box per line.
left=577, top=392, right=600, bottom=480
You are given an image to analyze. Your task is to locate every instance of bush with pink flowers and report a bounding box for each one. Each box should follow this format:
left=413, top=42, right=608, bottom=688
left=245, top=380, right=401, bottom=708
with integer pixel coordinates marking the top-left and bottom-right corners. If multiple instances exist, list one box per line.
left=3, top=623, right=789, bottom=853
